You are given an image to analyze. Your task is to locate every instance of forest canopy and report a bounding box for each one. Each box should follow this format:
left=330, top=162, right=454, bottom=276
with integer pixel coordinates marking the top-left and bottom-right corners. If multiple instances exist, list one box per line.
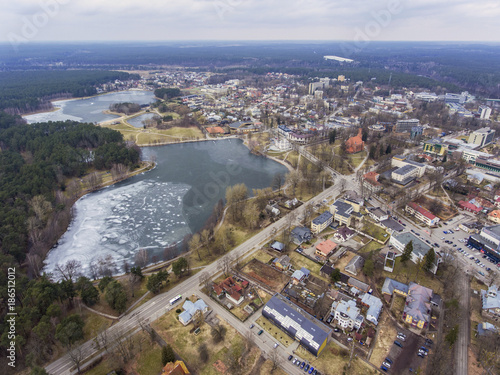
left=0, top=70, right=139, bottom=114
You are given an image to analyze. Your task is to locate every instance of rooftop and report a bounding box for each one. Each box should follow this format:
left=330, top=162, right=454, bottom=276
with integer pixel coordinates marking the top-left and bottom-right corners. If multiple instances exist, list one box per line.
left=392, top=232, right=432, bottom=259
left=312, top=211, right=333, bottom=225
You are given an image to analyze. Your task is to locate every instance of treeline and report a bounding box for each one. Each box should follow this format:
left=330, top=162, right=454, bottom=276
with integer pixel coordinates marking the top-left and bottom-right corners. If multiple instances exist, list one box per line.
left=0, top=70, right=138, bottom=114
left=0, top=113, right=140, bottom=267
left=154, top=87, right=182, bottom=100
left=0, top=113, right=141, bottom=371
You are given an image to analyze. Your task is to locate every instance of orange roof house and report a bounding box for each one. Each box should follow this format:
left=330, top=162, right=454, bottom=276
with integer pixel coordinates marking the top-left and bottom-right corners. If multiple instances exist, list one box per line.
left=162, top=360, right=190, bottom=375
left=488, top=210, right=500, bottom=224
left=315, top=239, right=338, bottom=258
left=206, top=126, right=225, bottom=134
left=345, top=128, right=365, bottom=154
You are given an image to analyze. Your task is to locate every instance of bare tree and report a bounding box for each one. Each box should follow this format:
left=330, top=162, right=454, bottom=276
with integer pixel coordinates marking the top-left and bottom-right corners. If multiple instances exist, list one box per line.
left=219, top=253, right=235, bottom=277
left=135, top=248, right=149, bottom=268
left=199, top=272, right=212, bottom=291
left=269, top=348, right=282, bottom=373
left=54, top=260, right=82, bottom=282
left=67, top=346, right=85, bottom=374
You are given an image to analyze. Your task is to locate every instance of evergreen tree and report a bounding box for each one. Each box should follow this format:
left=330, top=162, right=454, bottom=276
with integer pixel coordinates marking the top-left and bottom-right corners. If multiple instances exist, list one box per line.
left=423, top=248, right=436, bottom=272
left=162, top=344, right=176, bottom=365
left=330, top=268, right=342, bottom=283
left=401, top=241, right=413, bottom=264
left=329, top=129, right=337, bottom=144
left=385, top=144, right=392, bottom=154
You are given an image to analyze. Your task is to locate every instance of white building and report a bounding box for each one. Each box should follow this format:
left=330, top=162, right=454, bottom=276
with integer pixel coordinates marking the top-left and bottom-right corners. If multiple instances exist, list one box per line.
left=332, top=300, right=364, bottom=330
left=479, top=106, right=492, bottom=120
left=469, top=127, right=496, bottom=148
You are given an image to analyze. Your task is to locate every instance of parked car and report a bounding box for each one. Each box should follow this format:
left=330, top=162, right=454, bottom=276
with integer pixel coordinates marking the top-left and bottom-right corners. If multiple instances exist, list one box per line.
left=274, top=343, right=279, bottom=348
left=380, top=365, right=389, bottom=372
left=418, top=353, right=425, bottom=358
left=385, top=358, right=393, bottom=365
left=249, top=324, right=254, bottom=329
left=304, top=364, right=310, bottom=371
left=300, top=361, right=306, bottom=369
left=258, top=330, right=263, bottom=335
left=420, top=346, right=429, bottom=353
left=397, top=334, right=406, bottom=342
left=382, top=361, right=392, bottom=368
left=288, top=355, right=293, bottom=361
left=394, top=340, right=403, bottom=348
left=308, top=367, right=315, bottom=374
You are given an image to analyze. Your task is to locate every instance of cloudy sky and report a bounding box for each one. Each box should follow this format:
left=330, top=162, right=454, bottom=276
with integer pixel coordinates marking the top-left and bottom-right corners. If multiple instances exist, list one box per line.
left=2, top=0, right=500, bottom=43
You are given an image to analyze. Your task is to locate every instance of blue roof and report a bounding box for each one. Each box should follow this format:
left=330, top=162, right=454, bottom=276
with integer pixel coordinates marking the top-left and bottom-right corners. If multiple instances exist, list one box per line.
left=179, top=310, right=192, bottom=323
left=300, top=267, right=311, bottom=277
left=312, top=211, right=333, bottom=225
left=263, top=294, right=331, bottom=356
left=382, top=278, right=409, bottom=295
left=271, top=241, right=285, bottom=251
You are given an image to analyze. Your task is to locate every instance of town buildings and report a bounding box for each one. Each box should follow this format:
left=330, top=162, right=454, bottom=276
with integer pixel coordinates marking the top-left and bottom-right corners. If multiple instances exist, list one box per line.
left=405, top=202, right=440, bottom=227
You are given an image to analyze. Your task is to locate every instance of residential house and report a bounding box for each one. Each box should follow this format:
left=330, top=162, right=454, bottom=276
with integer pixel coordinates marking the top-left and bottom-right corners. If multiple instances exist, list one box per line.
left=161, top=361, right=190, bottom=375
left=403, top=282, right=433, bottom=329
left=368, top=207, right=389, bottom=222
left=270, top=241, right=285, bottom=252
left=360, top=293, right=383, bottom=326
left=266, top=204, right=281, bottom=217
left=477, top=322, right=498, bottom=336
left=363, top=171, right=383, bottom=193
left=382, top=278, right=409, bottom=297
left=334, top=226, right=355, bottom=242
left=405, top=202, right=440, bottom=227
left=320, top=264, right=335, bottom=278
left=345, top=255, right=364, bottom=276
left=488, top=210, right=500, bottom=224
left=291, top=227, right=312, bottom=245
left=291, top=267, right=311, bottom=284
left=315, top=239, right=338, bottom=259
left=481, top=285, right=500, bottom=317
left=272, top=255, right=291, bottom=271
left=347, top=277, right=370, bottom=295
left=311, top=211, right=333, bottom=234
left=214, top=277, right=244, bottom=305
left=458, top=200, right=482, bottom=214
left=178, top=299, right=209, bottom=326
left=332, top=300, right=364, bottom=330
left=345, top=128, right=365, bottom=154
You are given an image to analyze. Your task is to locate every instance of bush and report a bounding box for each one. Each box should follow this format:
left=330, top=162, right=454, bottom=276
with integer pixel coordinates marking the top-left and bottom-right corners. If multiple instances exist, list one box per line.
left=175, top=309, right=181, bottom=314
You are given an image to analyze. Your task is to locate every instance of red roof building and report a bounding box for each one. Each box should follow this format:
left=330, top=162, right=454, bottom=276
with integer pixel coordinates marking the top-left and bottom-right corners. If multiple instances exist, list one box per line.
left=363, top=171, right=382, bottom=193
left=458, top=201, right=482, bottom=214
left=405, top=202, right=440, bottom=226
left=345, top=128, right=365, bottom=154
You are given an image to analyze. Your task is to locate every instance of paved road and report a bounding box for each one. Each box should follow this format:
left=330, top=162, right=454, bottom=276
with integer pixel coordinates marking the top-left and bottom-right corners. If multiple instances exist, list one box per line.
left=46, top=176, right=359, bottom=374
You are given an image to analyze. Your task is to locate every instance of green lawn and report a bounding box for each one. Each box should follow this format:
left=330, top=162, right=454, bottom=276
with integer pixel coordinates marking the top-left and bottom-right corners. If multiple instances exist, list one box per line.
left=361, top=222, right=389, bottom=243
left=288, top=251, right=323, bottom=275
left=136, top=343, right=163, bottom=375
left=358, top=240, right=383, bottom=254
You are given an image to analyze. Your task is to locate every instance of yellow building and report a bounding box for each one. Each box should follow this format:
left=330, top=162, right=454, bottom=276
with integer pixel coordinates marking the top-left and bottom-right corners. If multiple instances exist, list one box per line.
left=423, top=139, right=448, bottom=157
left=338, top=75, right=345, bottom=82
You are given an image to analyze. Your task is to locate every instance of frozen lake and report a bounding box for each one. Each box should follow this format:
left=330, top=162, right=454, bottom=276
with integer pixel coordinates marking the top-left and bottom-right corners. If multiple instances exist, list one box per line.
left=23, top=90, right=155, bottom=124
left=43, top=139, right=288, bottom=276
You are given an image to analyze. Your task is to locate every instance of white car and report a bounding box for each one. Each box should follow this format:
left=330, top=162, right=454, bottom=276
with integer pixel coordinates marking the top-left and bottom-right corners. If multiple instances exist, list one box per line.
left=274, top=343, right=279, bottom=348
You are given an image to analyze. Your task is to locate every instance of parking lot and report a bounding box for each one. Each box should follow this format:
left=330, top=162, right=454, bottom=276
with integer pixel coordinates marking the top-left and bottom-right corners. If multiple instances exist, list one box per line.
left=383, top=328, right=428, bottom=373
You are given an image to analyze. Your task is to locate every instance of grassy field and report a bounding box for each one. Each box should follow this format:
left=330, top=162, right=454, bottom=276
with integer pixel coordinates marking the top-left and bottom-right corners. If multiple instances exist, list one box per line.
left=390, top=294, right=406, bottom=317
left=377, top=257, right=444, bottom=295
left=358, top=241, right=383, bottom=254
left=346, top=150, right=367, bottom=170
left=361, top=222, right=389, bottom=243
left=370, top=311, right=398, bottom=368
left=256, top=316, right=294, bottom=347
left=288, top=251, right=323, bottom=275
left=295, top=341, right=377, bottom=375
left=81, top=310, right=114, bottom=341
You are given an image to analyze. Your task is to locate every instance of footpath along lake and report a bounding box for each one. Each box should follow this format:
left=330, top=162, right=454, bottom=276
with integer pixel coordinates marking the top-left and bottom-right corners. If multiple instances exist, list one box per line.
left=43, top=139, right=288, bottom=276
